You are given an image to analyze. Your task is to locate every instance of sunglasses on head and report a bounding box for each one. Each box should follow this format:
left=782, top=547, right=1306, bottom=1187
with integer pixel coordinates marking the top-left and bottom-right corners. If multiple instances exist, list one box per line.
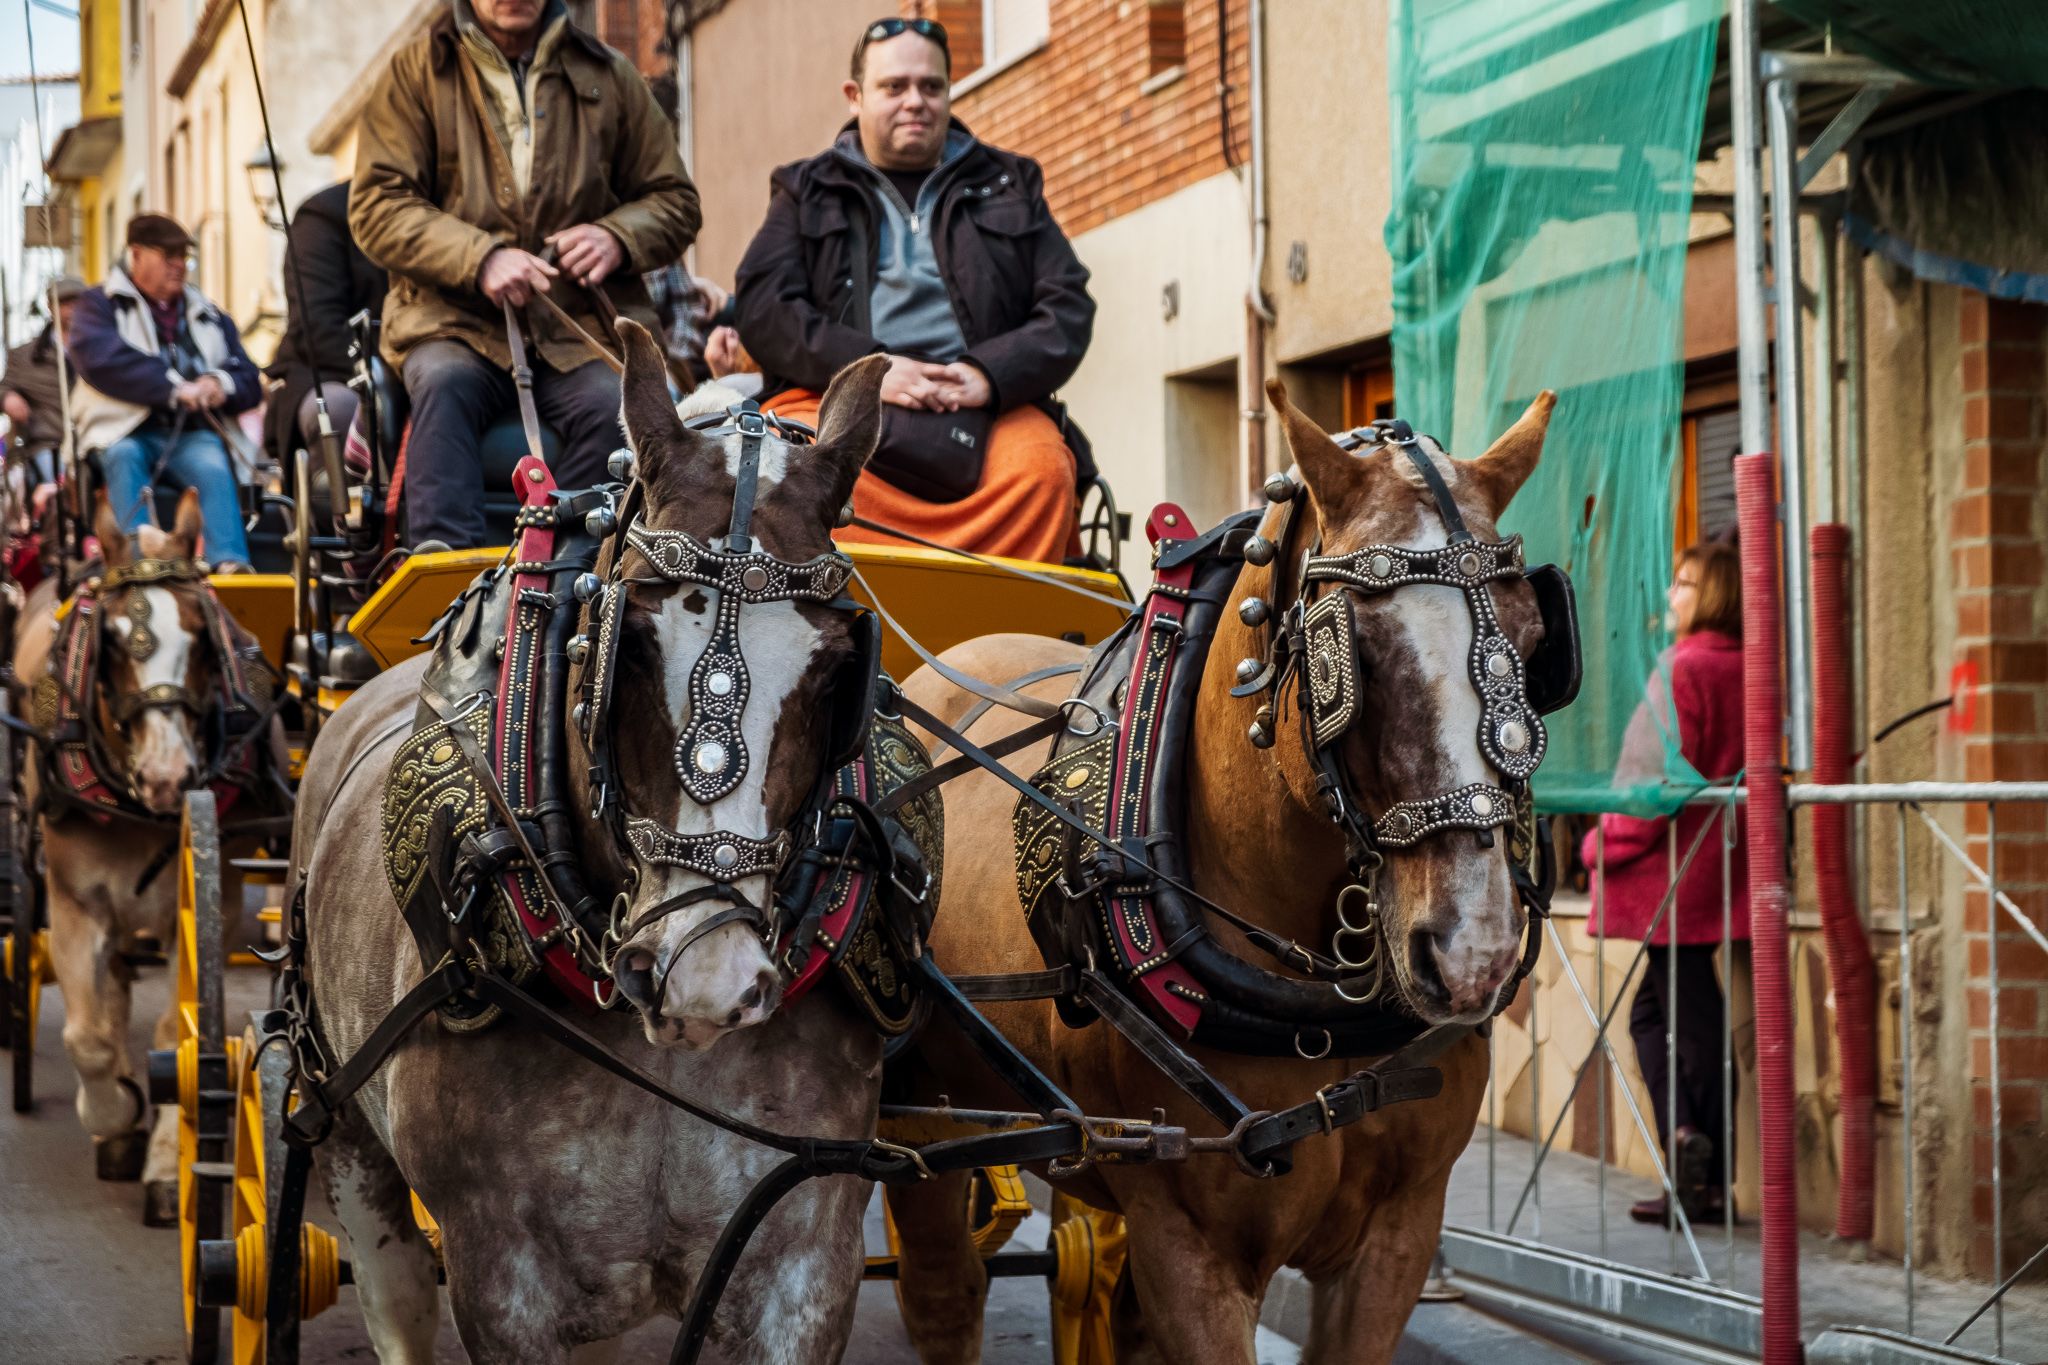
left=863, top=16, right=948, bottom=49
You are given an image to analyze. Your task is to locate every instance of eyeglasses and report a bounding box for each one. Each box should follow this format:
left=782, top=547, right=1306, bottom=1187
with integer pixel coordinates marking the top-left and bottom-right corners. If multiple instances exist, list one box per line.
left=862, top=16, right=948, bottom=49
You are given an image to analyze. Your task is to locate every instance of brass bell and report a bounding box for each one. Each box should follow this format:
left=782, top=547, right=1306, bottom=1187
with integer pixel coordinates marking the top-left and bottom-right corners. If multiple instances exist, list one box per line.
left=572, top=573, right=604, bottom=602
left=584, top=506, right=618, bottom=538
left=1242, top=534, right=1275, bottom=567
left=1262, top=471, right=1298, bottom=503
left=1238, top=596, right=1271, bottom=627
left=1234, top=657, right=1263, bottom=685
left=606, top=447, right=635, bottom=482
left=1248, top=720, right=1275, bottom=749
left=566, top=635, right=591, bottom=665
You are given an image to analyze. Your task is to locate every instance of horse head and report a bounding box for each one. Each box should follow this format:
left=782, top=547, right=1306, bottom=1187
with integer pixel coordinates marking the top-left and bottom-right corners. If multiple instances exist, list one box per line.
left=573, top=320, right=884, bottom=1050
left=1265, top=382, right=1559, bottom=1025
left=91, top=490, right=222, bottom=815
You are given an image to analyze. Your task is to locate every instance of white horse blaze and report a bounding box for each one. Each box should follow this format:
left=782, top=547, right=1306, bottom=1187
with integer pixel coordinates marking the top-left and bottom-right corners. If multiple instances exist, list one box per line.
left=108, top=585, right=201, bottom=808
left=1386, top=489, right=1520, bottom=1012
left=628, top=444, right=823, bottom=1037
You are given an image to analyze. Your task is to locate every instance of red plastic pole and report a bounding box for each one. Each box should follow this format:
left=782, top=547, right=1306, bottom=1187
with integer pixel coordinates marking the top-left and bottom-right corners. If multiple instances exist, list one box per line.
left=1736, top=452, right=1803, bottom=1362
left=1811, top=523, right=1877, bottom=1244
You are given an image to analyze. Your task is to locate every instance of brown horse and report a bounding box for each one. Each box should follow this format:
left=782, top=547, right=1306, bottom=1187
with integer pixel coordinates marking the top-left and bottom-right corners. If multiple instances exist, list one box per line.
left=290, top=328, right=893, bottom=1363
left=12, top=491, right=285, bottom=1220
left=887, top=382, right=1558, bottom=1363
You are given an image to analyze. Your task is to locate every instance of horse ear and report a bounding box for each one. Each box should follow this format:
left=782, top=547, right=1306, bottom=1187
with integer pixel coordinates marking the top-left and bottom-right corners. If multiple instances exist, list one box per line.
left=169, top=488, right=204, bottom=558
left=94, top=491, right=131, bottom=569
left=1469, top=390, right=1555, bottom=516
left=615, top=317, right=690, bottom=473
left=1267, top=377, right=1369, bottom=517
left=811, top=354, right=889, bottom=515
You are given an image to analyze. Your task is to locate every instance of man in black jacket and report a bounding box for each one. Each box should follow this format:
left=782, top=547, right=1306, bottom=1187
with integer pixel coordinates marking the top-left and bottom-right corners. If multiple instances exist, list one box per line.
left=265, top=181, right=388, bottom=463
left=735, top=16, right=1095, bottom=564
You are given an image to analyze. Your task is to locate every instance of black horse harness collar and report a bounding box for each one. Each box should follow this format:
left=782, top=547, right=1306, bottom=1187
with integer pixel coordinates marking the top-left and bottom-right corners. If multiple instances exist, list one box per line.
left=381, top=402, right=910, bottom=1027
left=1004, top=417, right=1581, bottom=1066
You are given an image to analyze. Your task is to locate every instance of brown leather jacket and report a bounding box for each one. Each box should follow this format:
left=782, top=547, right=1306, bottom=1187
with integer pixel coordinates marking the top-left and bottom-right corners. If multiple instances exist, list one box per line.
left=349, top=2, right=699, bottom=374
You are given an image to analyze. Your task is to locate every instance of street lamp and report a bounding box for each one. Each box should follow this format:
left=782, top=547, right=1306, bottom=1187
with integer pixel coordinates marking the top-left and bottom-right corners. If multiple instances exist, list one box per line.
left=245, top=140, right=285, bottom=231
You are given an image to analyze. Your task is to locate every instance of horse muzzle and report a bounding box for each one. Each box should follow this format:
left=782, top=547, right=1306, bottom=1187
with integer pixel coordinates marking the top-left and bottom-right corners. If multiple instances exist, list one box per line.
left=610, top=904, right=783, bottom=1049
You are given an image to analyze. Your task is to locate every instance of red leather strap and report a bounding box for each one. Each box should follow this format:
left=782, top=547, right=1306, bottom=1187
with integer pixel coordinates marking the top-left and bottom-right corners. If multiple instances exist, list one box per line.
left=1100, top=504, right=1206, bottom=1035
left=493, top=457, right=612, bottom=1006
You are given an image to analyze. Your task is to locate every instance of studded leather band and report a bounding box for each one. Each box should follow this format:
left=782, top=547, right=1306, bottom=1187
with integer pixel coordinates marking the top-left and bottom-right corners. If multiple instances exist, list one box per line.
left=625, top=816, right=792, bottom=883
left=1371, top=782, right=1516, bottom=850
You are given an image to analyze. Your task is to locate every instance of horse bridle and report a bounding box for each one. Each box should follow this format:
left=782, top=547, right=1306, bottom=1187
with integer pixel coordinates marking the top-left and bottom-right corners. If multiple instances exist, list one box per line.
left=75, top=557, right=274, bottom=787
left=1238, top=419, right=1581, bottom=1002
left=572, top=403, right=878, bottom=1000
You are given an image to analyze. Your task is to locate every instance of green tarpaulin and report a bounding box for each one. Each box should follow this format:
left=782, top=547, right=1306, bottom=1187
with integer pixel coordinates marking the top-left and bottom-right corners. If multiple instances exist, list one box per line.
left=1385, top=0, right=1723, bottom=815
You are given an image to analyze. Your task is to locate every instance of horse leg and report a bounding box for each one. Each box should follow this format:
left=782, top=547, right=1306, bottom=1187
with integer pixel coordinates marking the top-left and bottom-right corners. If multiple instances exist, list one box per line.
left=888, top=1170, right=989, bottom=1364
left=1298, top=1180, right=1450, bottom=1365
left=318, top=1112, right=441, bottom=1365
left=141, top=1001, right=182, bottom=1225
left=1117, top=1203, right=1264, bottom=1364
left=45, top=888, right=147, bottom=1176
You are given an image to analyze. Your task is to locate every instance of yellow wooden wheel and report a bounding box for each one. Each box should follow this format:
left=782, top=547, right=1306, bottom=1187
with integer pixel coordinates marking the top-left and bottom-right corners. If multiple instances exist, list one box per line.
left=156, top=790, right=230, bottom=1364
left=219, top=1023, right=340, bottom=1365
left=1046, top=1192, right=1126, bottom=1365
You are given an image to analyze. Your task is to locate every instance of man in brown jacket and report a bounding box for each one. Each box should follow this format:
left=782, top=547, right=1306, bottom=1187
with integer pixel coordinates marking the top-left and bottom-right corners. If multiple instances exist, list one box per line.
left=350, top=0, right=699, bottom=547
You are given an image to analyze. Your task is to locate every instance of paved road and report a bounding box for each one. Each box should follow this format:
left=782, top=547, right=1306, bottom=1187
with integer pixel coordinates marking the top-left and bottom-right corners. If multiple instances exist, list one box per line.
left=2, top=958, right=1302, bottom=1364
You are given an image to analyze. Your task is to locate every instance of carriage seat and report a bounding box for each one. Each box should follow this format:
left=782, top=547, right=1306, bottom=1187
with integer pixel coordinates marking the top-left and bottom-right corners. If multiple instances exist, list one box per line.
left=357, top=351, right=562, bottom=548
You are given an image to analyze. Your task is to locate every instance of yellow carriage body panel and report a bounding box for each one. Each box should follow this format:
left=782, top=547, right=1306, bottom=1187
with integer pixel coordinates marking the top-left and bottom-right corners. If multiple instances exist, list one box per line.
left=207, top=574, right=297, bottom=673
left=350, top=543, right=1130, bottom=676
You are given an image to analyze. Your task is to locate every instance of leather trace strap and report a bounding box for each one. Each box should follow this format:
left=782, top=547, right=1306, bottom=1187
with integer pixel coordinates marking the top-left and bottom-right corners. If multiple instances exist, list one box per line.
left=502, top=301, right=547, bottom=466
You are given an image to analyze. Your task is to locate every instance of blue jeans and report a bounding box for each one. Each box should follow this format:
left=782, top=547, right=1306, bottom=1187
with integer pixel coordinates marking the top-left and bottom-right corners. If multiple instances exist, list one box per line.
left=100, top=423, right=251, bottom=566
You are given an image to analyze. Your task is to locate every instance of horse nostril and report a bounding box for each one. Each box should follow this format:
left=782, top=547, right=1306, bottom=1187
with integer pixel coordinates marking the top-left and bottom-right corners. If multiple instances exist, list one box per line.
left=615, top=948, right=659, bottom=1013
left=738, top=982, right=763, bottom=1011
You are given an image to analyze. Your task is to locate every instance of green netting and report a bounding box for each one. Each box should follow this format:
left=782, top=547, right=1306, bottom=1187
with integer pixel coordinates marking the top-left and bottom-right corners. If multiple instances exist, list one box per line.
left=1772, top=0, right=2048, bottom=89
left=1385, top=0, right=1722, bottom=816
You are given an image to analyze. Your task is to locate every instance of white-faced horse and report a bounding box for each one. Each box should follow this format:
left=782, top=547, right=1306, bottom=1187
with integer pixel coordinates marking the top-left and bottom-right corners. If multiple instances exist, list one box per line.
left=290, top=327, right=897, bottom=1363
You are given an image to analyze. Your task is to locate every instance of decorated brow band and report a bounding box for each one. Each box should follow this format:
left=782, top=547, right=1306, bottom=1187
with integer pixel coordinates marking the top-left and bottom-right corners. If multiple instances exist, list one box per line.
left=1372, top=783, right=1516, bottom=850
left=1303, top=535, right=1526, bottom=592
left=98, top=557, right=210, bottom=591
left=625, top=817, right=791, bottom=883
left=624, top=524, right=853, bottom=603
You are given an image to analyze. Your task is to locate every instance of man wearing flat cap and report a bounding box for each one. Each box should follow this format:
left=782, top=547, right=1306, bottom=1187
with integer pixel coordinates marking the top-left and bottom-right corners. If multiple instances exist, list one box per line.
left=65, top=213, right=263, bottom=569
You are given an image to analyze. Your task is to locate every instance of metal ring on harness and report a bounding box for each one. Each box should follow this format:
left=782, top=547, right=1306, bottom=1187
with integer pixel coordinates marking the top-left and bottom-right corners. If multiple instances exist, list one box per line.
left=1294, top=1026, right=1333, bottom=1061
left=1059, top=696, right=1112, bottom=737
left=1334, top=882, right=1378, bottom=935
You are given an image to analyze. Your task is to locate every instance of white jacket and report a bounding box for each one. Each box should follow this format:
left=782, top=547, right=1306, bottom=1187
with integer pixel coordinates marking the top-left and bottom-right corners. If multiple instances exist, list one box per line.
left=70, top=266, right=248, bottom=452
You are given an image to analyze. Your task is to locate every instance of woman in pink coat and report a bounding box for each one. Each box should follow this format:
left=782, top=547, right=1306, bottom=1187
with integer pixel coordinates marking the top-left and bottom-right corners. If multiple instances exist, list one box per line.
left=1583, top=539, right=1748, bottom=1225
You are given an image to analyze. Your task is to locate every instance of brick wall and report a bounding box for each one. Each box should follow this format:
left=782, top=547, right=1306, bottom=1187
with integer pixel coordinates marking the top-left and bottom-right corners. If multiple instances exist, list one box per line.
left=596, top=0, right=668, bottom=74
left=1953, top=292, right=2048, bottom=1279
left=902, top=0, right=1249, bottom=236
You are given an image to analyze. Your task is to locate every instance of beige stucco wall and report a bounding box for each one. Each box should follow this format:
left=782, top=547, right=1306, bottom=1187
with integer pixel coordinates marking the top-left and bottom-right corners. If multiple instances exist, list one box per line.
left=1263, top=0, right=1394, bottom=365
left=687, top=0, right=856, bottom=289
left=1060, top=170, right=1252, bottom=534
left=266, top=0, right=433, bottom=212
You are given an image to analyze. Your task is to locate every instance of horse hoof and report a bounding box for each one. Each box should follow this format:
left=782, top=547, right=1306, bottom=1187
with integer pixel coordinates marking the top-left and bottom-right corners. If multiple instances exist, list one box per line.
left=143, top=1179, right=179, bottom=1227
left=95, top=1129, right=148, bottom=1182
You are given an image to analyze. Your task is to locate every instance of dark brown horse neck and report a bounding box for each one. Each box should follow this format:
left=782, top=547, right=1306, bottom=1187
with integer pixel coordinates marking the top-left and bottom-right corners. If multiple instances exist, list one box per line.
left=1181, top=552, right=1352, bottom=962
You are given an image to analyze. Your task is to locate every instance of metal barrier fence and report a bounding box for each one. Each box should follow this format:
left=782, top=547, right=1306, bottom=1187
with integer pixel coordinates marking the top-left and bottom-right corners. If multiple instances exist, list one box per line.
left=1437, top=780, right=2048, bottom=1365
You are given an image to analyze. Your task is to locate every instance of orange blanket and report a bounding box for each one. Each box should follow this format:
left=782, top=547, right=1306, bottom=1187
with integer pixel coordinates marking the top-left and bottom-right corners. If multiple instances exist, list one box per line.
left=764, top=389, right=1080, bottom=565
